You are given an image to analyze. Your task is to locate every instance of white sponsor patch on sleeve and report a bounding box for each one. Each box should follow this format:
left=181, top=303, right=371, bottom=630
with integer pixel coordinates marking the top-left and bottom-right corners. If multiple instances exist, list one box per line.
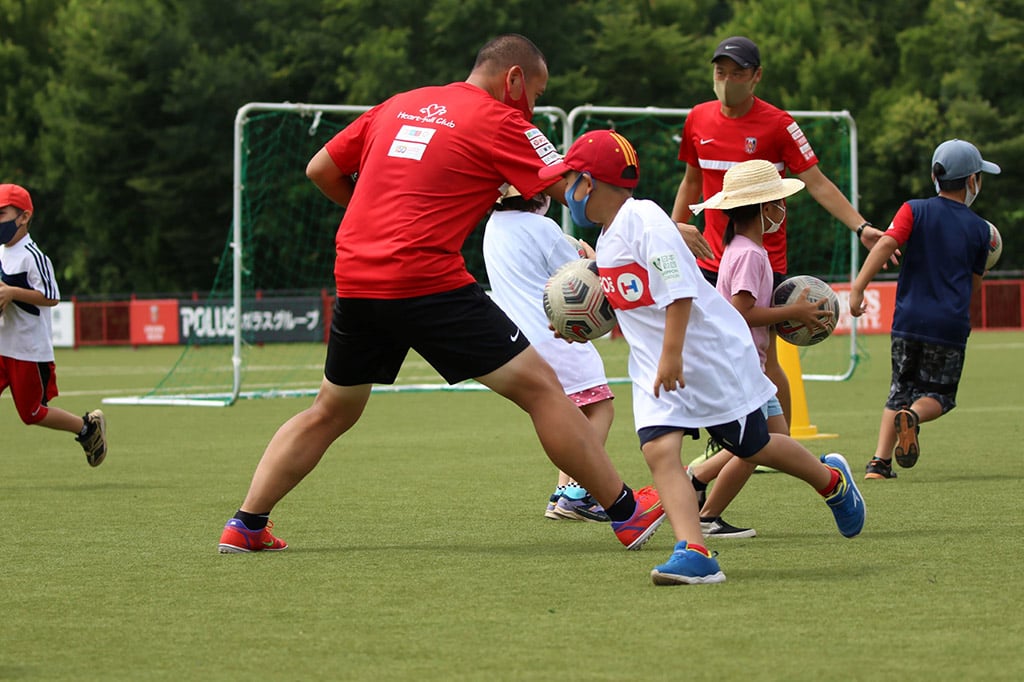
left=650, top=253, right=682, bottom=281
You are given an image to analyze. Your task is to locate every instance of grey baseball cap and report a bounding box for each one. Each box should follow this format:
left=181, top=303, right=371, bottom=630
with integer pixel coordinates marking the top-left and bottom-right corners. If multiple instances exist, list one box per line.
left=712, top=36, right=761, bottom=69
left=932, top=139, right=1001, bottom=180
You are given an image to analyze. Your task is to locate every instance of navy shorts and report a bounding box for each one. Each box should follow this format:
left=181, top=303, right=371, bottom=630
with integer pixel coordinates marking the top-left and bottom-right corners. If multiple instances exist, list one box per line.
left=886, top=336, right=964, bottom=414
left=324, top=283, right=531, bottom=386
left=637, top=407, right=771, bottom=459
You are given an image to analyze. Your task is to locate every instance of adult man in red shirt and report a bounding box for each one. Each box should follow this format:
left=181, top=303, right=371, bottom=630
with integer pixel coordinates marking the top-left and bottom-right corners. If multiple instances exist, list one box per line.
left=218, top=34, right=665, bottom=555
left=671, top=36, right=887, bottom=421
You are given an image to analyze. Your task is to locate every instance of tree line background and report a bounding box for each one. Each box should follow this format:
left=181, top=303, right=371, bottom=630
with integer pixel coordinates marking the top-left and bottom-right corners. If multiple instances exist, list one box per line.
left=2, top=0, right=1021, bottom=296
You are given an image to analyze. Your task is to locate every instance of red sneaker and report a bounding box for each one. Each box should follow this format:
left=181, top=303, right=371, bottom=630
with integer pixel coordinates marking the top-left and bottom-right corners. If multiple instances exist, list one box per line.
left=611, top=486, right=665, bottom=550
left=218, top=518, right=288, bottom=553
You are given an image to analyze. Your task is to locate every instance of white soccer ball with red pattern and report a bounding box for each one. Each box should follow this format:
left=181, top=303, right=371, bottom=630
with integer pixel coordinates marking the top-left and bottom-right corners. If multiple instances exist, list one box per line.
left=985, top=221, right=1002, bottom=271
left=771, top=275, right=840, bottom=346
left=543, top=259, right=616, bottom=342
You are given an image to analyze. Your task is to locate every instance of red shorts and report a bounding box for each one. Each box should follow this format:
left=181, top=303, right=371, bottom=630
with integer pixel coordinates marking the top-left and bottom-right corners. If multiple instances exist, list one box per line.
left=0, top=356, right=59, bottom=424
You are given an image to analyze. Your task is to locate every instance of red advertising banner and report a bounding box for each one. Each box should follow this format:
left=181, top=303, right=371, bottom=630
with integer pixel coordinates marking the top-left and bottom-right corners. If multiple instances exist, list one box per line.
left=130, top=299, right=181, bottom=345
left=830, top=281, right=897, bottom=335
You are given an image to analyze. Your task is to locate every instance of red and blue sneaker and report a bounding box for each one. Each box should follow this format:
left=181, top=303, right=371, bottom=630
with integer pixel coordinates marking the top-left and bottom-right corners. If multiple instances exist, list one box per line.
left=821, top=454, right=866, bottom=538
left=651, top=541, right=726, bottom=585
left=218, top=518, right=288, bottom=553
left=611, top=485, right=665, bottom=550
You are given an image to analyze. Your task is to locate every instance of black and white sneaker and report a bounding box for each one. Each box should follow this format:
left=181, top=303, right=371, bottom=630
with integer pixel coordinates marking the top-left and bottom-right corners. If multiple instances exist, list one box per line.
left=700, top=516, right=756, bottom=539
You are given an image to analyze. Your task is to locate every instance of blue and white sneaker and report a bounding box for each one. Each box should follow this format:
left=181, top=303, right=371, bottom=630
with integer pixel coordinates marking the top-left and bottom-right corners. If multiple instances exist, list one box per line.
left=651, top=541, right=726, bottom=585
left=821, top=453, right=866, bottom=538
left=554, top=484, right=610, bottom=522
left=545, top=489, right=562, bottom=520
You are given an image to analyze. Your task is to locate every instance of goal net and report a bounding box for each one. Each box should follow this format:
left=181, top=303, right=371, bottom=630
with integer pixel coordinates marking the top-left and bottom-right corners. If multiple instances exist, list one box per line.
left=106, top=102, right=857, bottom=407
left=105, top=103, right=570, bottom=406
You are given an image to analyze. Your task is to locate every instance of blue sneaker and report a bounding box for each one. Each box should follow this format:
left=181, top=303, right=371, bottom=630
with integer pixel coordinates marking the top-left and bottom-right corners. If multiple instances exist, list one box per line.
left=554, top=485, right=610, bottom=522
left=650, top=541, right=726, bottom=585
left=545, top=488, right=563, bottom=520
left=821, top=453, right=866, bottom=538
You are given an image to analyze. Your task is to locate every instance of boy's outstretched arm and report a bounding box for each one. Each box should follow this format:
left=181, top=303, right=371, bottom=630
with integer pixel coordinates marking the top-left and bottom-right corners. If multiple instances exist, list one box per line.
left=850, top=234, right=900, bottom=317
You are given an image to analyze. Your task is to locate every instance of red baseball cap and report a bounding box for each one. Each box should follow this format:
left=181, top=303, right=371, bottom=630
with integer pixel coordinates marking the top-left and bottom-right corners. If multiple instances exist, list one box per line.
left=0, top=184, right=33, bottom=212
left=538, top=130, right=640, bottom=188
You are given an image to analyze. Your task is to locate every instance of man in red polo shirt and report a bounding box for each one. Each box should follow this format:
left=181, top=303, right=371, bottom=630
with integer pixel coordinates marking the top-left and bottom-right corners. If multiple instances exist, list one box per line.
left=218, top=34, right=665, bottom=556
left=671, top=36, right=887, bottom=422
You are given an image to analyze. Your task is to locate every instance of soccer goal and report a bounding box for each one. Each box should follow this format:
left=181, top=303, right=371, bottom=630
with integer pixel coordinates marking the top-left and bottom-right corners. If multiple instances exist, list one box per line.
left=105, top=102, right=570, bottom=406
left=563, top=105, right=862, bottom=382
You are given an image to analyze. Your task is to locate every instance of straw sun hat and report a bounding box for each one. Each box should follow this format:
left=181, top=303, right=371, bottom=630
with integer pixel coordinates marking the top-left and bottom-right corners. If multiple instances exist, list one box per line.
left=690, top=159, right=804, bottom=214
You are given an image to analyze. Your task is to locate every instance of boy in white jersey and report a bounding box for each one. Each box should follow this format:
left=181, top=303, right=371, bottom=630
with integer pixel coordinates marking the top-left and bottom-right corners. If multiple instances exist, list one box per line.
left=539, top=131, right=865, bottom=585
left=483, top=186, right=614, bottom=522
left=0, top=184, right=107, bottom=466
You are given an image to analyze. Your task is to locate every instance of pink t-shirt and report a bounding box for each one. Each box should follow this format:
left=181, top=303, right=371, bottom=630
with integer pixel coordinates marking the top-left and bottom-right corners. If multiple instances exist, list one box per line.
left=716, top=234, right=773, bottom=370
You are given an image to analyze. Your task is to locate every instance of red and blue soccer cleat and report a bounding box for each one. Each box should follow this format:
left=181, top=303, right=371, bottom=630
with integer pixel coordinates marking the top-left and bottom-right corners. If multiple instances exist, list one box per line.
left=218, top=518, right=288, bottom=553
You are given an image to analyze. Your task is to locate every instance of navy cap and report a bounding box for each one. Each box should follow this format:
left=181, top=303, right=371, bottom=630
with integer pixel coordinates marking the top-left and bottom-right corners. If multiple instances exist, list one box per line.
left=932, top=139, right=1001, bottom=180
left=712, top=36, right=761, bottom=69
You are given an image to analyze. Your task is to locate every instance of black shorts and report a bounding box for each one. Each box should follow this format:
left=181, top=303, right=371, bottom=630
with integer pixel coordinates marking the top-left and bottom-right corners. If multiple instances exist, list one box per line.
left=637, top=408, right=770, bottom=458
left=706, top=408, right=772, bottom=458
left=324, top=283, right=531, bottom=386
left=885, top=336, right=964, bottom=414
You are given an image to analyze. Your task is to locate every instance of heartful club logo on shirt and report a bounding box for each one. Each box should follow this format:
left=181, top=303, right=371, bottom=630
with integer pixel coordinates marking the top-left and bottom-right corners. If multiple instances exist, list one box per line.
left=396, top=103, right=456, bottom=128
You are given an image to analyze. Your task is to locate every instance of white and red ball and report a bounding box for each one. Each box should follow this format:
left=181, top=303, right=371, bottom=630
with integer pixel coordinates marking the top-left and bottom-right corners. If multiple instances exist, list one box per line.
left=562, top=233, right=587, bottom=258
left=543, top=259, right=616, bottom=342
left=771, top=275, right=840, bottom=346
left=985, top=221, right=1002, bottom=271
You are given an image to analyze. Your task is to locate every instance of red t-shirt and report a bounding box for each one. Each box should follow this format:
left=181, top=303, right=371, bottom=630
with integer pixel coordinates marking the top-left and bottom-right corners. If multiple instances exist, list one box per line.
left=678, top=98, right=818, bottom=274
left=325, top=82, right=561, bottom=298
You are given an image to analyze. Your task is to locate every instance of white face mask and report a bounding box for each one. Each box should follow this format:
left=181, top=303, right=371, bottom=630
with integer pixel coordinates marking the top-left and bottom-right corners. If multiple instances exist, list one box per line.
left=965, top=174, right=981, bottom=207
left=761, top=201, right=785, bottom=234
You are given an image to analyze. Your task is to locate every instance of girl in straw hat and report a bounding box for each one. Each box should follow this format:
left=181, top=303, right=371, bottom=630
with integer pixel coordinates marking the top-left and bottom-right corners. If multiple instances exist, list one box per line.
left=687, top=160, right=836, bottom=539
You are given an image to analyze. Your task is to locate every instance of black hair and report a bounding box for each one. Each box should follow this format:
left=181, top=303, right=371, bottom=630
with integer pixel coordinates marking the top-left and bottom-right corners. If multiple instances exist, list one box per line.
left=721, top=203, right=761, bottom=245
left=495, top=192, right=548, bottom=213
left=933, top=163, right=972, bottom=191
left=474, top=34, right=546, bottom=77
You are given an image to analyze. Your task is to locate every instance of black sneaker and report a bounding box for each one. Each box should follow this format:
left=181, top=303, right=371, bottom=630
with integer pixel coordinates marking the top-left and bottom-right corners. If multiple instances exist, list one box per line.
left=893, top=409, right=920, bottom=468
left=700, top=516, right=756, bottom=539
left=76, top=409, right=107, bottom=467
left=864, top=457, right=896, bottom=480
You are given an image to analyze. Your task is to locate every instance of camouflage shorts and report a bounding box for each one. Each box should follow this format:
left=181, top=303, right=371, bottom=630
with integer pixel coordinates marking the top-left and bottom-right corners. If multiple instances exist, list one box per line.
left=886, top=336, right=964, bottom=414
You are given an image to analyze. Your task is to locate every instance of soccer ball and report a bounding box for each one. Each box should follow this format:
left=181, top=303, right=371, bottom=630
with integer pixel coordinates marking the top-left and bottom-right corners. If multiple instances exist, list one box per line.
left=563, top=232, right=587, bottom=258
left=986, top=221, right=1002, bottom=271
left=771, top=275, right=840, bottom=346
left=543, top=259, right=616, bottom=342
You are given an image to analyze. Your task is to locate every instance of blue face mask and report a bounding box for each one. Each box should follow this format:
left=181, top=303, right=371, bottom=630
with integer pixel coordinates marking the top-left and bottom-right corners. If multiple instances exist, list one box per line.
left=0, top=218, right=20, bottom=245
left=565, top=173, right=598, bottom=228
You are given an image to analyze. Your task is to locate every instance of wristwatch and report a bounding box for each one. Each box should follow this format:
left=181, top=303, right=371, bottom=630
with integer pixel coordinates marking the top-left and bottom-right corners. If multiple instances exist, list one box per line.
left=856, top=221, right=874, bottom=238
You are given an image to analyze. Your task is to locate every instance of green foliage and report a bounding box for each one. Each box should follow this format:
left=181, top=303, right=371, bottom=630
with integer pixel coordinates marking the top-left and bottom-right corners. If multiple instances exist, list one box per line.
left=2, top=0, right=1023, bottom=295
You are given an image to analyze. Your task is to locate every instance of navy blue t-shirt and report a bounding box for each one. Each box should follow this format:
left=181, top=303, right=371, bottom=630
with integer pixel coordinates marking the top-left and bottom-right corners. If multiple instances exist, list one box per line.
left=887, top=196, right=989, bottom=348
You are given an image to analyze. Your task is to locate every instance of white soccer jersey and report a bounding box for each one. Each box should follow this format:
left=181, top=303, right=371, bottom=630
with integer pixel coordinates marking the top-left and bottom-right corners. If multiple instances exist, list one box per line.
left=483, top=209, right=608, bottom=394
left=595, top=198, right=774, bottom=430
left=0, top=235, right=59, bottom=362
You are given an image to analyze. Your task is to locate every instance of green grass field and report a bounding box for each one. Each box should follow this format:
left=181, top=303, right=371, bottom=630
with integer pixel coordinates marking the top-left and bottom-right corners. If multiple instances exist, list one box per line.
left=2, top=332, right=1022, bottom=681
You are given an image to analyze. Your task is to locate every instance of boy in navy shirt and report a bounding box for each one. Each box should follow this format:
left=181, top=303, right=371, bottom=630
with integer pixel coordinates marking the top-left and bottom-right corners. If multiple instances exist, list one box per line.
left=849, top=139, right=999, bottom=479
